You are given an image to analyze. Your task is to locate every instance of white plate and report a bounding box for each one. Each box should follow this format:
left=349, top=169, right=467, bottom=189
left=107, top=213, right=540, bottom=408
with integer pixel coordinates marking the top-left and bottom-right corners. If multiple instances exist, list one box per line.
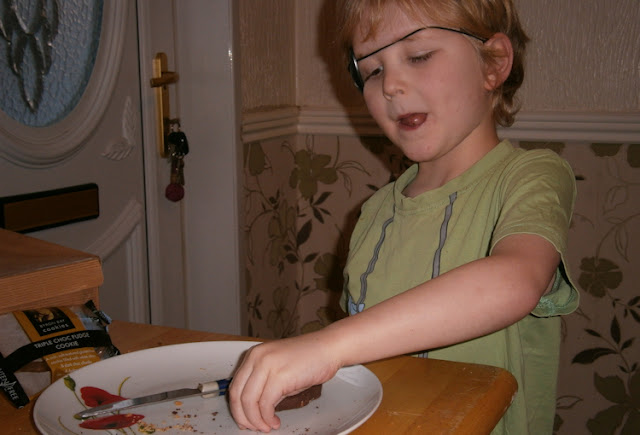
left=33, top=341, right=382, bottom=434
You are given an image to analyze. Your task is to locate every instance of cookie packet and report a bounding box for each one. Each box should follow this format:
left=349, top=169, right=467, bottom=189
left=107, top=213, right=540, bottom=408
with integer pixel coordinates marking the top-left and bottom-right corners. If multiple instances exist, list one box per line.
left=0, top=300, right=119, bottom=408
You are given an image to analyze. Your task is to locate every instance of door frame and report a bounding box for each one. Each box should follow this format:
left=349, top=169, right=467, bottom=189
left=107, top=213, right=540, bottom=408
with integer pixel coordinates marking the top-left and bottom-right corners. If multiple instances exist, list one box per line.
left=136, top=0, right=244, bottom=334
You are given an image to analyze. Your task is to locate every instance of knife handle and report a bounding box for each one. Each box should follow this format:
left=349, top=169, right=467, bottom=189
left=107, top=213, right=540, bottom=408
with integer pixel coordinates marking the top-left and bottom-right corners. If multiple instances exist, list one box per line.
left=199, top=378, right=231, bottom=398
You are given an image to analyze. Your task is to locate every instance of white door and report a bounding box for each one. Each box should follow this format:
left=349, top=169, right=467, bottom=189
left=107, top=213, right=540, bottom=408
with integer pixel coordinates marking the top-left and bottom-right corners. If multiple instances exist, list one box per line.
left=140, top=0, right=244, bottom=334
left=0, top=0, right=243, bottom=334
left=0, top=1, right=150, bottom=323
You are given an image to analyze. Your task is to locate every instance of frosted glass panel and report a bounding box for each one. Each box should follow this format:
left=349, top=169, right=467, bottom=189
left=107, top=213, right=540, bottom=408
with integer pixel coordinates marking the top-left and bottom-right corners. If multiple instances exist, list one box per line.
left=0, top=0, right=103, bottom=127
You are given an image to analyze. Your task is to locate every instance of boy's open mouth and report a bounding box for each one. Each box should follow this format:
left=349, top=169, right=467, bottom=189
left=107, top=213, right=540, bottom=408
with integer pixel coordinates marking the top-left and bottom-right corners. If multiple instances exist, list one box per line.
left=398, top=113, right=427, bottom=128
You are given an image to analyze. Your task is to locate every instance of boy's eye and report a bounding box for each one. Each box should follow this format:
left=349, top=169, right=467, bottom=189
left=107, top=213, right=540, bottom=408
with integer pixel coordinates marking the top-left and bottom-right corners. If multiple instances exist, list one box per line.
left=363, top=66, right=383, bottom=82
left=359, top=49, right=434, bottom=85
left=409, top=52, right=434, bottom=63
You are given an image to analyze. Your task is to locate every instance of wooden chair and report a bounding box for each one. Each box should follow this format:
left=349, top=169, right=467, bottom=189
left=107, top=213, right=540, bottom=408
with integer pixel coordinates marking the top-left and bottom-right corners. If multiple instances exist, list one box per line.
left=0, top=228, right=102, bottom=315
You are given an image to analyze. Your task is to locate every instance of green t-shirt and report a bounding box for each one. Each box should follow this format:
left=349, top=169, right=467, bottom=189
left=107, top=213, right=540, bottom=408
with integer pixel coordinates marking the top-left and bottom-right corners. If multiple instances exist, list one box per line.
left=342, top=140, right=579, bottom=434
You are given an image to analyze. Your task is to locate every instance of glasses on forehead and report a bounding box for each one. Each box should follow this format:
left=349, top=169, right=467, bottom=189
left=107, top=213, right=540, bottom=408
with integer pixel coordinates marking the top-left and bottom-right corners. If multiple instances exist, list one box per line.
left=347, top=26, right=488, bottom=92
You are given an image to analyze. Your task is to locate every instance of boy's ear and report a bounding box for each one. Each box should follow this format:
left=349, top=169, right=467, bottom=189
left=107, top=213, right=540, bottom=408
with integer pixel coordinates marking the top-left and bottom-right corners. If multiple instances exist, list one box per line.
left=483, top=33, right=513, bottom=91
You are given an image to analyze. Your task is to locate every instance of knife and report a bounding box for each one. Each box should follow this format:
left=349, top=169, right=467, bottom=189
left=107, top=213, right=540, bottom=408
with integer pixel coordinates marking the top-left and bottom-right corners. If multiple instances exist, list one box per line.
left=74, top=378, right=231, bottom=419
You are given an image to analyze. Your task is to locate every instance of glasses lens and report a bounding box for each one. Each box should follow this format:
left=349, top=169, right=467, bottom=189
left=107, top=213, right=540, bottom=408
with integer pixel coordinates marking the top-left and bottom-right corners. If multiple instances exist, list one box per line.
left=348, top=49, right=364, bottom=92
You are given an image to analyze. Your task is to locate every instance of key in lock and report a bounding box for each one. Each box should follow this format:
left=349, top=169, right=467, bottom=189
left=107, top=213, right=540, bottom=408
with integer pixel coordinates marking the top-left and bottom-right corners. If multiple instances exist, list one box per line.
left=165, top=130, right=189, bottom=202
left=167, top=130, right=189, bottom=156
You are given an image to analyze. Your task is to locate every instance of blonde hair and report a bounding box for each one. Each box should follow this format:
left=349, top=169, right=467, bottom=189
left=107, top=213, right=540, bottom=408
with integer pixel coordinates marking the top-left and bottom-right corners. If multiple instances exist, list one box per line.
left=337, top=0, right=529, bottom=127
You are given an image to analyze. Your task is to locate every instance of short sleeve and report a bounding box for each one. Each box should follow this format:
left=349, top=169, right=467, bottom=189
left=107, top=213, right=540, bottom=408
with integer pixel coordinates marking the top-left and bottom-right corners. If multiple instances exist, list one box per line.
left=532, top=261, right=579, bottom=317
left=492, top=150, right=579, bottom=317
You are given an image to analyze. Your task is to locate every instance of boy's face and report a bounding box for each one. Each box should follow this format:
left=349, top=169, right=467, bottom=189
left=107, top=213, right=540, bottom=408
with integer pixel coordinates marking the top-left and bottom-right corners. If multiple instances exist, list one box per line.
left=352, top=6, right=497, bottom=171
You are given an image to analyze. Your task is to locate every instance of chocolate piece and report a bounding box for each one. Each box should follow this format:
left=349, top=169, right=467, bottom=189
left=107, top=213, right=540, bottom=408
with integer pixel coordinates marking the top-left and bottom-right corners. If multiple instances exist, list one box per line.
left=275, top=384, right=322, bottom=411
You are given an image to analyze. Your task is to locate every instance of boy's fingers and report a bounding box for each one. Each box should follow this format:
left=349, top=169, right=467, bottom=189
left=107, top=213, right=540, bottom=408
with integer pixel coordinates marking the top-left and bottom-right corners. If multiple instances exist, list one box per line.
left=228, top=376, right=254, bottom=430
left=257, top=383, right=282, bottom=430
left=233, top=368, right=274, bottom=432
left=240, top=388, right=274, bottom=432
left=229, top=355, right=263, bottom=431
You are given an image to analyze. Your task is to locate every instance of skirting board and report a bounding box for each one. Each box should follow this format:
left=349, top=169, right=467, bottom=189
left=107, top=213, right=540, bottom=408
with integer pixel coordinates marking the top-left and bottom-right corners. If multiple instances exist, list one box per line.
left=242, top=108, right=640, bottom=144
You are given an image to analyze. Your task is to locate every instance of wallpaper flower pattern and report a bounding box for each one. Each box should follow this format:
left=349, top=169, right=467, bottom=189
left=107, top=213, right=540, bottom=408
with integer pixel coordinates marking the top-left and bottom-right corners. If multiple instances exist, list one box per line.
left=553, top=142, right=640, bottom=434
left=242, top=133, right=639, bottom=434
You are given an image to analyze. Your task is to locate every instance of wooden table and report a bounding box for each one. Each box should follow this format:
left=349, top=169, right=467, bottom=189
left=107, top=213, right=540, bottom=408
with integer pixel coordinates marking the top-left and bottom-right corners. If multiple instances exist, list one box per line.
left=1, top=320, right=517, bottom=434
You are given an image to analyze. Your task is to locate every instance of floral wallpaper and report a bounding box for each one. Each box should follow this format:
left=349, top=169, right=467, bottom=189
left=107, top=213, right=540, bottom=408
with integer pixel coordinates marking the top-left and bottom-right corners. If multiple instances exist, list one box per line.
left=242, top=132, right=640, bottom=434
left=552, top=142, right=640, bottom=434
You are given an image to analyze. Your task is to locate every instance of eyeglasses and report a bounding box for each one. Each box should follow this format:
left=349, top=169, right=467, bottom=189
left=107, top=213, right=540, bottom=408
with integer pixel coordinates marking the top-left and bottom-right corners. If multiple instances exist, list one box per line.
left=348, top=26, right=488, bottom=92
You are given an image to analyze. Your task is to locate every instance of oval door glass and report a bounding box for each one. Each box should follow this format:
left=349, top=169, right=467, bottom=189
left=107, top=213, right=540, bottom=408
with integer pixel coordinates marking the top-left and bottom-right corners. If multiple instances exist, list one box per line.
left=0, top=0, right=103, bottom=127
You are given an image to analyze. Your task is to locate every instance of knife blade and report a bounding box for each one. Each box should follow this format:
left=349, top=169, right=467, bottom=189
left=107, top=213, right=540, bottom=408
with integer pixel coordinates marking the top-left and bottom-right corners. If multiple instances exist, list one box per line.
left=74, top=378, right=231, bottom=419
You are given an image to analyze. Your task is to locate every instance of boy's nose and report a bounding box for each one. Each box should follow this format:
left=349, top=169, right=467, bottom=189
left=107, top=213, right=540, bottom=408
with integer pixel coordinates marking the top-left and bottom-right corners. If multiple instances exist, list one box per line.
left=382, top=68, right=406, bottom=100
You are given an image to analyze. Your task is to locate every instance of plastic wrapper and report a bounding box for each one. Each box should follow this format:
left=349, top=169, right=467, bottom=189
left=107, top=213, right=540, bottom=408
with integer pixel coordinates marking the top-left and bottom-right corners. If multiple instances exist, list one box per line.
left=0, top=300, right=119, bottom=408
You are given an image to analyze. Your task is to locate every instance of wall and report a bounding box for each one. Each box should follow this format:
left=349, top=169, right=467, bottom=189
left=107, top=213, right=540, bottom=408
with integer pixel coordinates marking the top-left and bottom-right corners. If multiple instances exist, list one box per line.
left=290, top=0, right=640, bottom=112
left=241, top=1, right=640, bottom=112
left=517, top=0, right=639, bottom=112
left=238, top=1, right=640, bottom=433
left=239, top=0, right=296, bottom=111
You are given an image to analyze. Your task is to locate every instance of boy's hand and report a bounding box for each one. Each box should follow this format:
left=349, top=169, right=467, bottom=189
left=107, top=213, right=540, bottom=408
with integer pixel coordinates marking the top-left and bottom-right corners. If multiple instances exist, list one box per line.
left=229, top=332, right=341, bottom=432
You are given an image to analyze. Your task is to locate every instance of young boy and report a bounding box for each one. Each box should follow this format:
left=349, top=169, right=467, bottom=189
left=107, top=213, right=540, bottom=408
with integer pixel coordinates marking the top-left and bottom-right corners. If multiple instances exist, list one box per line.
left=229, top=1, right=579, bottom=433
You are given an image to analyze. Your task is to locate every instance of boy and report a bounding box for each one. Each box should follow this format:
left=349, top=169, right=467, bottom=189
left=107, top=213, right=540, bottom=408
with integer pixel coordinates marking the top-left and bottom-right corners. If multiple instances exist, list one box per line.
left=229, top=1, right=578, bottom=433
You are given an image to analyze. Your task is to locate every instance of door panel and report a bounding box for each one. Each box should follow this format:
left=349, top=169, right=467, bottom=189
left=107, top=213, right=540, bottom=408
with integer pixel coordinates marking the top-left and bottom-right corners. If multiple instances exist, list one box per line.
left=0, top=1, right=149, bottom=323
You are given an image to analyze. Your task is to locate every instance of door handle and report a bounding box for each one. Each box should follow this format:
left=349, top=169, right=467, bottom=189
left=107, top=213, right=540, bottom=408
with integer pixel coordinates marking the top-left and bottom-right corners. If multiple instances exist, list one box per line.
left=150, top=52, right=179, bottom=158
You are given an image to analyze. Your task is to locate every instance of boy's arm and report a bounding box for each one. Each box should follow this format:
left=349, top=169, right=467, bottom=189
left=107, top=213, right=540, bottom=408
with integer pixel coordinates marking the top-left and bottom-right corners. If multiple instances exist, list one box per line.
left=229, top=233, right=559, bottom=432
left=329, top=232, right=559, bottom=365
